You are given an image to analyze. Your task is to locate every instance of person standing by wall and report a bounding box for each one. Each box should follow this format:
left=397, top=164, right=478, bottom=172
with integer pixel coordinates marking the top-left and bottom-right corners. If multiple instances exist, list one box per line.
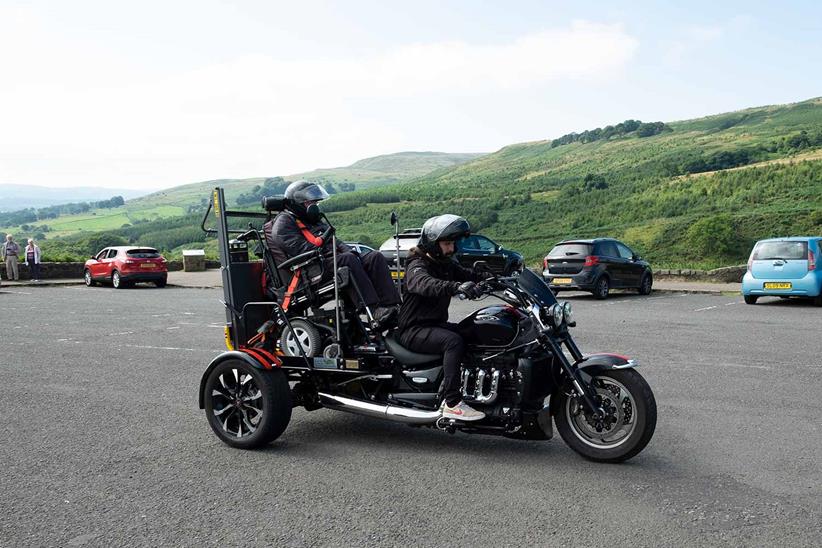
left=2, top=234, right=20, bottom=281
left=25, top=239, right=41, bottom=282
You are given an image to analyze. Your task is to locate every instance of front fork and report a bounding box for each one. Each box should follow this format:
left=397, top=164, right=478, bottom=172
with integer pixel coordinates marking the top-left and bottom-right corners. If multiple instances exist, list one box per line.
left=542, top=334, right=605, bottom=419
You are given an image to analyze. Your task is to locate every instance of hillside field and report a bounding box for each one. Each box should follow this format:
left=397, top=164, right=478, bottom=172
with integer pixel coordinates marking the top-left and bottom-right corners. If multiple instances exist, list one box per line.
left=5, top=99, right=822, bottom=269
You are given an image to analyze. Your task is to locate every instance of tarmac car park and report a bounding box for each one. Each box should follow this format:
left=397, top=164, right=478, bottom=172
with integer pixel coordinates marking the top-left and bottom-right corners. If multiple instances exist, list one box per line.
left=3, top=283, right=821, bottom=546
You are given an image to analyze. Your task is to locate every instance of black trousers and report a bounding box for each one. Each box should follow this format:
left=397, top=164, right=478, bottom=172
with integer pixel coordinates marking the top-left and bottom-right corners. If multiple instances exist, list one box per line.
left=326, top=252, right=400, bottom=308
left=398, top=322, right=465, bottom=407
left=27, top=260, right=40, bottom=280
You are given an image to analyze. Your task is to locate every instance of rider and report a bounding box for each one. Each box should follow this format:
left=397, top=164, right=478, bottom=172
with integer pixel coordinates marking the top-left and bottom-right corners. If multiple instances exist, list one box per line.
left=264, top=180, right=401, bottom=325
left=396, top=214, right=490, bottom=421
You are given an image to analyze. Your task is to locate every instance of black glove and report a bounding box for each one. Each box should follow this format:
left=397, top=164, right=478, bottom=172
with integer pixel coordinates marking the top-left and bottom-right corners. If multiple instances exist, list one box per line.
left=456, top=281, right=481, bottom=299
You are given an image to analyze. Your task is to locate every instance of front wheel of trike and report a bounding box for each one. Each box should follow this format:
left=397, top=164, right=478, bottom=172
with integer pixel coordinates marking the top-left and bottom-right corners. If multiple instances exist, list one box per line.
left=554, top=369, right=656, bottom=463
left=204, top=359, right=292, bottom=449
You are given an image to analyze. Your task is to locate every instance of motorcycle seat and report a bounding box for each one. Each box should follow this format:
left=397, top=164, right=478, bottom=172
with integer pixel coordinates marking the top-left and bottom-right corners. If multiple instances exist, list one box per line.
left=383, top=333, right=441, bottom=367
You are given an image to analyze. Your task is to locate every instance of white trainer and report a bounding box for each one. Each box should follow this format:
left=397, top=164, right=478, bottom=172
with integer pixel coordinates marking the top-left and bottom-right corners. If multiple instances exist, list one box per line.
left=441, top=400, right=485, bottom=422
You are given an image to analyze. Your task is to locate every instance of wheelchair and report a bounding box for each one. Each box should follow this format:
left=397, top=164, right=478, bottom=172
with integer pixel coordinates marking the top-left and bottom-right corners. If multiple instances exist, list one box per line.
left=201, top=188, right=391, bottom=369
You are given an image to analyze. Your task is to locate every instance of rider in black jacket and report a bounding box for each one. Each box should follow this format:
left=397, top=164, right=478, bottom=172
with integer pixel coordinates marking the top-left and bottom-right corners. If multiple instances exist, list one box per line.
left=264, top=181, right=400, bottom=325
left=397, top=214, right=490, bottom=421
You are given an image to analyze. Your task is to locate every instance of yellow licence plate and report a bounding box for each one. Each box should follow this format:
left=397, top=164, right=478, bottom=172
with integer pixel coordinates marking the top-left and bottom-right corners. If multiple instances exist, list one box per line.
left=764, top=282, right=792, bottom=290
left=141, top=263, right=156, bottom=268
left=552, top=278, right=573, bottom=285
left=391, top=271, right=405, bottom=279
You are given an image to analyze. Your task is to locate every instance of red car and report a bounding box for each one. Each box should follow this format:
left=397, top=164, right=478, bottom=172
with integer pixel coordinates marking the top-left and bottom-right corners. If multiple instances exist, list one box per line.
left=84, top=246, right=168, bottom=289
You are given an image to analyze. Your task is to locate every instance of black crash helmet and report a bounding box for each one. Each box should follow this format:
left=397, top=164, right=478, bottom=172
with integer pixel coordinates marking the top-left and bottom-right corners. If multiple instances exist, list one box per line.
left=284, top=180, right=329, bottom=223
left=418, top=214, right=471, bottom=258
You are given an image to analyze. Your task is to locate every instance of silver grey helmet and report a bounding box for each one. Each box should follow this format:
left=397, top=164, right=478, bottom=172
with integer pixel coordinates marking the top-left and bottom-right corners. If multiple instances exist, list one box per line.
left=284, top=180, right=329, bottom=223
left=418, top=214, right=471, bottom=258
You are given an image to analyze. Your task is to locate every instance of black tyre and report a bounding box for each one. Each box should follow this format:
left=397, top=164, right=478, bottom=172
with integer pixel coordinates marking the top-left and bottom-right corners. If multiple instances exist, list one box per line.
left=154, top=278, right=167, bottom=288
left=112, top=270, right=124, bottom=289
left=813, top=294, right=822, bottom=307
left=280, top=319, right=322, bottom=357
left=554, top=369, right=656, bottom=463
left=84, top=269, right=96, bottom=287
left=638, top=273, right=653, bottom=296
left=593, top=276, right=610, bottom=300
left=204, top=359, right=292, bottom=449
left=744, top=294, right=758, bottom=305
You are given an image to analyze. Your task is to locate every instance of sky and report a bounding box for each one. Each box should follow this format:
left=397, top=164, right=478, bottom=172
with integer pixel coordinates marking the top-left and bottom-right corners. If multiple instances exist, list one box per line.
left=1, top=0, right=820, bottom=190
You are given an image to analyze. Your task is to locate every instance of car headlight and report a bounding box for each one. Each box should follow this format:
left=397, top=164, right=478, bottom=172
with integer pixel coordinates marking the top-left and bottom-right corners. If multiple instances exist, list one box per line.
left=562, top=301, right=573, bottom=323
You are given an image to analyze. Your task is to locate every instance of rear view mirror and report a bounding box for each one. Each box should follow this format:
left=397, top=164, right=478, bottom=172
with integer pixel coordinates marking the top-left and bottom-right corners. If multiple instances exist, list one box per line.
left=390, top=211, right=398, bottom=226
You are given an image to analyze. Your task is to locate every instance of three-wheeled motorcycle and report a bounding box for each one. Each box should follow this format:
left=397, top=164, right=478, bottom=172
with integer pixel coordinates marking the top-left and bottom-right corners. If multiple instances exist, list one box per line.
left=198, top=188, right=657, bottom=462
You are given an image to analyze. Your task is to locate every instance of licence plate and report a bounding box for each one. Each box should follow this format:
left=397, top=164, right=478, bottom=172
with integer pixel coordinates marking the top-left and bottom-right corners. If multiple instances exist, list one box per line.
left=764, top=282, right=791, bottom=290
left=391, top=271, right=405, bottom=279
left=141, top=263, right=156, bottom=268
left=552, top=278, right=573, bottom=285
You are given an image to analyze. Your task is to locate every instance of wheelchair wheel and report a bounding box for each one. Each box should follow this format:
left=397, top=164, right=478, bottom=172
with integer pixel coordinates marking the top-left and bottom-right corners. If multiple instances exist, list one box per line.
left=280, top=319, right=322, bottom=357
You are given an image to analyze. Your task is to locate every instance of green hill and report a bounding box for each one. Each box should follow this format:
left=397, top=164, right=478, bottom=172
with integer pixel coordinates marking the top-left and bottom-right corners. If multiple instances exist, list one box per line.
left=0, top=151, right=483, bottom=241
left=322, top=97, right=822, bottom=268
left=8, top=98, right=822, bottom=268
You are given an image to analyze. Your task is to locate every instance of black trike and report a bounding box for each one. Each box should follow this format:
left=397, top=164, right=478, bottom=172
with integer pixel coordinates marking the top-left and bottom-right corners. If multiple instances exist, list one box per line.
left=198, top=187, right=657, bottom=462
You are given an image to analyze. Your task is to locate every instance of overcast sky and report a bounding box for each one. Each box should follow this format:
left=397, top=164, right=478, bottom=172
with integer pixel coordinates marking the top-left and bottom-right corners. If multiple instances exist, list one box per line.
left=1, top=0, right=820, bottom=190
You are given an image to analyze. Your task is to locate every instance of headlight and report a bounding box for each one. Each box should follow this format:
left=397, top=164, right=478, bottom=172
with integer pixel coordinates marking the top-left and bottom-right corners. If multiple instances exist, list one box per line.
left=562, top=301, right=573, bottom=323
left=548, top=303, right=564, bottom=326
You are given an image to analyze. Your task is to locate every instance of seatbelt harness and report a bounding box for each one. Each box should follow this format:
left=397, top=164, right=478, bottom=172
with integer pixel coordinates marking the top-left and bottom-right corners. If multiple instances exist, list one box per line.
left=296, top=220, right=324, bottom=247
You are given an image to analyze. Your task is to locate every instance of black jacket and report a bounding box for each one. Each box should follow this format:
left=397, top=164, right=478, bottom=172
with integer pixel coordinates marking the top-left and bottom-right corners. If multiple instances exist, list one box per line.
left=397, top=248, right=486, bottom=330
left=264, top=211, right=349, bottom=265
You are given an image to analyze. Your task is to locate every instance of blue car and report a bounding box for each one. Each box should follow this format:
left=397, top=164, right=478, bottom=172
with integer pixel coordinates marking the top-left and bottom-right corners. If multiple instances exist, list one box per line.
left=742, top=237, right=822, bottom=305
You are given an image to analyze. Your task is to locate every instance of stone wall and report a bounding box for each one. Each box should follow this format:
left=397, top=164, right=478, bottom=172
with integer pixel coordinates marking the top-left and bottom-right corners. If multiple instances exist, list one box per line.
left=2, top=260, right=220, bottom=280
left=654, top=265, right=747, bottom=283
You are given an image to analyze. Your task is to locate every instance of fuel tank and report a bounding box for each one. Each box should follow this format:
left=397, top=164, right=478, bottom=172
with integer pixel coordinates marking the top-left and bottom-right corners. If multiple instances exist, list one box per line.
left=458, top=305, right=530, bottom=347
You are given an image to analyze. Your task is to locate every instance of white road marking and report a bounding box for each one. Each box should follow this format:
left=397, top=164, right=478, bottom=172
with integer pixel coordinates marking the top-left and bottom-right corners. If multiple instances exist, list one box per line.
left=123, top=343, right=212, bottom=352
left=694, top=305, right=718, bottom=312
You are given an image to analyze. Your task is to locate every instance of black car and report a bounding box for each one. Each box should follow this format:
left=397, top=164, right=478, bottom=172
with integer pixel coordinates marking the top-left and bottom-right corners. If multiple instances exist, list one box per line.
left=379, top=229, right=523, bottom=278
left=542, top=238, right=652, bottom=299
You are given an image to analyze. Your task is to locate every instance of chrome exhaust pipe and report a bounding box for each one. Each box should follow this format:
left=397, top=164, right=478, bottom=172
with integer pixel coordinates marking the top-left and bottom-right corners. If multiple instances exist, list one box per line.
left=318, top=392, right=440, bottom=425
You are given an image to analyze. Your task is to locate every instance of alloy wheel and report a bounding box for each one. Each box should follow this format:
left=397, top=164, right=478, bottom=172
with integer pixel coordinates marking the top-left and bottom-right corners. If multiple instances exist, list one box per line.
left=210, top=367, right=264, bottom=438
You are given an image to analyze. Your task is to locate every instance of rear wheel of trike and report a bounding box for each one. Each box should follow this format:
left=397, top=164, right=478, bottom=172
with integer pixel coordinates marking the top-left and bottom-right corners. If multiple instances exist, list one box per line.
left=554, top=369, right=656, bottom=463
left=204, top=359, right=292, bottom=449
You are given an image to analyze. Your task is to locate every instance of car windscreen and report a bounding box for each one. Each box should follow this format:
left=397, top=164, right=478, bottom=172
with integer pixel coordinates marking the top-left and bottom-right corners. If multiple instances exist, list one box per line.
left=126, top=249, right=161, bottom=259
left=547, top=243, right=591, bottom=258
left=752, top=241, right=807, bottom=260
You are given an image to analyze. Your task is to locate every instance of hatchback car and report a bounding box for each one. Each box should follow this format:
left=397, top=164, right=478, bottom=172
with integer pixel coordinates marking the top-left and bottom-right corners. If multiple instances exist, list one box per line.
left=84, top=246, right=168, bottom=289
left=742, top=237, right=822, bottom=305
left=543, top=238, right=652, bottom=299
left=379, top=229, right=523, bottom=278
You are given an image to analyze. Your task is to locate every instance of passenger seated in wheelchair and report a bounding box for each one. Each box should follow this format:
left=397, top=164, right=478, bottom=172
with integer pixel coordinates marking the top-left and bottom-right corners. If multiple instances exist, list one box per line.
left=264, top=180, right=401, bottom=326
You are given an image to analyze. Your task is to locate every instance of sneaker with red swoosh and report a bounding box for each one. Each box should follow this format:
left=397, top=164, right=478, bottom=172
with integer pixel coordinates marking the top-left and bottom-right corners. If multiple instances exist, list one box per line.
left=441, top=400, right=485, bottom=421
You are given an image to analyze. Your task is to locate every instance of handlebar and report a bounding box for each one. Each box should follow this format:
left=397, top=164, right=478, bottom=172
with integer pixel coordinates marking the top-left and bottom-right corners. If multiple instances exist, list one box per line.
left=235, top=229, right=259, bottom=242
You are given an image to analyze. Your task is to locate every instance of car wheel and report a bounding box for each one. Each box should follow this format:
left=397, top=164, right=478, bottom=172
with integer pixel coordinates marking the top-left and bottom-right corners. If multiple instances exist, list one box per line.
left=593, top=276, right=610, bottom=300
left=84, top=269, right=96, bottom=287
left=813, top=294, right=822, bottom=307
left=638, top=273, right=653, bottom=296
left=154, top=278, right=167, bottom=288
left=112, top=270, right=124, bottom=289
left=744, top=295, right=758, bottom=305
